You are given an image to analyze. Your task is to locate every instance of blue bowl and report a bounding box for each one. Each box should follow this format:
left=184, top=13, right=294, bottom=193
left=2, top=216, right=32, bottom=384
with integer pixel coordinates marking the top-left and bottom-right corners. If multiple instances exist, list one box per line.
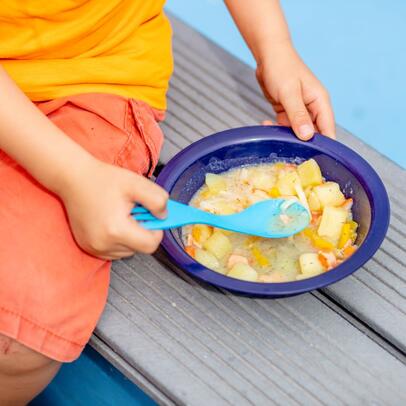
left=156, top=126, right=390, bottom=297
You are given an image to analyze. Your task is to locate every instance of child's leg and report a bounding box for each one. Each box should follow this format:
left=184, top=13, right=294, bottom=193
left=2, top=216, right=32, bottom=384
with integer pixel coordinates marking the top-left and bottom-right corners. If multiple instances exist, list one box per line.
left=0, top=333, right=61, bottom=405
left=0, top=93, right=164, bottom=402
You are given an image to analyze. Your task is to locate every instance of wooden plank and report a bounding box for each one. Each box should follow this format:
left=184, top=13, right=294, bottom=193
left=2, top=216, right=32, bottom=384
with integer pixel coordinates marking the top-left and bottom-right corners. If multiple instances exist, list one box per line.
left=95, top=253, right=406, bottom=405
left=90, top=335, right=175, bottom=406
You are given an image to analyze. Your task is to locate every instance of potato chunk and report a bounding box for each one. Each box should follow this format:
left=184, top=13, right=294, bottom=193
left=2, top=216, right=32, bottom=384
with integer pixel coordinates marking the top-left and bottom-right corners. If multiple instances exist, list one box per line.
left=297, top=159, right=323, bottom=187
left=212, top=201, right=237, bottom=215
left=299, top=253, right=325, bottom=276
left=205, top=173, right=226, bottom=194
left=195, top=248, right=221, bottom=271
left=250, top=170, right=276, bottom=192
left=247, top=189, right=269, bottom=205
left=227, top=263, right=258, bottom=282
left=308, top=191, right=321, bottom=211
left=318, top=206, right=348, bottom=245
left=273, top=251, right=298, bottom=280
left=313, top=182, right=345, bottom=208
left=277, top=171, right=301, bottom=196
left=203, top=230, right=232, bottom=260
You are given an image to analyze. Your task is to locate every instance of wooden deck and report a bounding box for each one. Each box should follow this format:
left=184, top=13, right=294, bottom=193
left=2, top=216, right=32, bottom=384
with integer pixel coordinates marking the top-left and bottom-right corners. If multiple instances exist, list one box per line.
left=91, top=15, right=406, bottom=405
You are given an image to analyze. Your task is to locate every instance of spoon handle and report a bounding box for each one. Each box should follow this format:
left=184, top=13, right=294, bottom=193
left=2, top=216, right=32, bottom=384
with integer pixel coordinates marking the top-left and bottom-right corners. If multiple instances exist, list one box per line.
left=138, top=199, right=229, bottom=230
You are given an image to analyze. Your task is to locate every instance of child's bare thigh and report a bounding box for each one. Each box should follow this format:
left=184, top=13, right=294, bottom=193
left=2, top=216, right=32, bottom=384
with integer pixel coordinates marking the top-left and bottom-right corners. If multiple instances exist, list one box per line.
left=0, top=333, right=61, bottom=404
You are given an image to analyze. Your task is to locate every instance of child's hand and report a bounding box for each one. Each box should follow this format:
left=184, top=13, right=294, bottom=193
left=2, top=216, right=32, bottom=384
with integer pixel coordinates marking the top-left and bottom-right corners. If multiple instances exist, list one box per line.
left=60, top=159, right=168, bottom=260
left=0, top=67, right=165, bottom=260
left=256, top=43, right=335, bottom=140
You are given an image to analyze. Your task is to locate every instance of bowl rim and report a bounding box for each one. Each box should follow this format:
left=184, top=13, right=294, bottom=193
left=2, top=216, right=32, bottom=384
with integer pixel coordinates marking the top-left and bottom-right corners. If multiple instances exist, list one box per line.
left=156, top=126, right=390, bottom=296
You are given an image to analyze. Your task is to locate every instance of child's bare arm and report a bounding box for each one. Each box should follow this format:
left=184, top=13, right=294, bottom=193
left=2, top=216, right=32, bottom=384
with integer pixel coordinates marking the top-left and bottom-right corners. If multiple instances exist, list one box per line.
left=0, top=67, right=93, bottom=193
left=0, top=66, right=167, bottom=258
left=224, top=0, right=335, bottom=139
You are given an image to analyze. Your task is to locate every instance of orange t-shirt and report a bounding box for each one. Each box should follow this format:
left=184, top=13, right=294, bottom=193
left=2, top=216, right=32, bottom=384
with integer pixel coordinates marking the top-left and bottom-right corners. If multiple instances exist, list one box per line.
left=0, top=1, right=173, bottom=110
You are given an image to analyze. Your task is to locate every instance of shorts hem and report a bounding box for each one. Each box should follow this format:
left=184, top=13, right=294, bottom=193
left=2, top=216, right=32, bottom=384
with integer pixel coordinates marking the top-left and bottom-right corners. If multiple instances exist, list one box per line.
left=0, top=305, right=85, bottom=362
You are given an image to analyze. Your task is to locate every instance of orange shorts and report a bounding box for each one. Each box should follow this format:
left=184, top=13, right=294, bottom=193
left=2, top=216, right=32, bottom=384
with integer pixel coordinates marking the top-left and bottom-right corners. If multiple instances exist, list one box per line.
left=0, top=93, right=164, bottom=362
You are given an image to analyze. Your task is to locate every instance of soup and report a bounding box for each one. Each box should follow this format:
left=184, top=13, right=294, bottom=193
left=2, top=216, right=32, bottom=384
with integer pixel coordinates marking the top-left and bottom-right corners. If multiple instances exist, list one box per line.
left=183, top=159, right=358, bottom=283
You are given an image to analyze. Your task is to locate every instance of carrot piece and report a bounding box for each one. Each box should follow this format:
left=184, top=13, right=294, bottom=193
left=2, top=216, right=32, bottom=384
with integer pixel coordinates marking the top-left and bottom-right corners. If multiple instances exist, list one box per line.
left=303, top=228, right=313, bottom=239
left=268, top=187, right=281, bottom=198
left=273, top=162, right=286, bottom=170
left=349, top=220, right=358, bottom=231
left=343, top=245, right=357, bottom=258
left=340, top=198, right=353, bottom=210
left=338, top=223, right=352, bottom=249
left=318, top=251, right=337, bottom=270
left=311, top=212, right=321, bottom=225
left=251, top=246, right=269, bottom=267
left=303, top=228, right=335, bottom=250
left=318, top=253, right=329, bottom=269
left=185, top=245, right=196, bottom=258
left=314, top=236, right=335, bottom=250
left=285, top=163, right=297, bottom=169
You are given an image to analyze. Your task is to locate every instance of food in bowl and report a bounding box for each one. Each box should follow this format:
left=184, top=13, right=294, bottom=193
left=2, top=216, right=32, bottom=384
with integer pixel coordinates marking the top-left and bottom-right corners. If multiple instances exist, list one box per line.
left=183, top=159, right=358, bottom=283
left=158, top=126, right=389, bottom=297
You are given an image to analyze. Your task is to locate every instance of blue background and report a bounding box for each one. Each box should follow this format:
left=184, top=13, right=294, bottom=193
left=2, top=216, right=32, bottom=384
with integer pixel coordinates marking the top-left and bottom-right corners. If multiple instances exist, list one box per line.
left=166, top=0, right=406, bottom=168
left=31, top=346, right=156, bottom=406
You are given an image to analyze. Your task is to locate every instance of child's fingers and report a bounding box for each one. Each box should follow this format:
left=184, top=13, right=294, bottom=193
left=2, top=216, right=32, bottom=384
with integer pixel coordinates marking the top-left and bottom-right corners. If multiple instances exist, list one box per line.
left=130, top=175, right=169, bottom=219
left=98, top=249, right=136, bottom=260
left=310, top=94, right=336, bottom=139
left=279, top=85, right=314, bottom=141
left=122, top=220, right=163, bottom=254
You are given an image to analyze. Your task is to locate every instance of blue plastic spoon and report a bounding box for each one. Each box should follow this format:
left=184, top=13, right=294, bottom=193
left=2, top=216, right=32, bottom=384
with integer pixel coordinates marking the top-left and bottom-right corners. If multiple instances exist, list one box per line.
left=131, top=198, right=310, bottom=238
